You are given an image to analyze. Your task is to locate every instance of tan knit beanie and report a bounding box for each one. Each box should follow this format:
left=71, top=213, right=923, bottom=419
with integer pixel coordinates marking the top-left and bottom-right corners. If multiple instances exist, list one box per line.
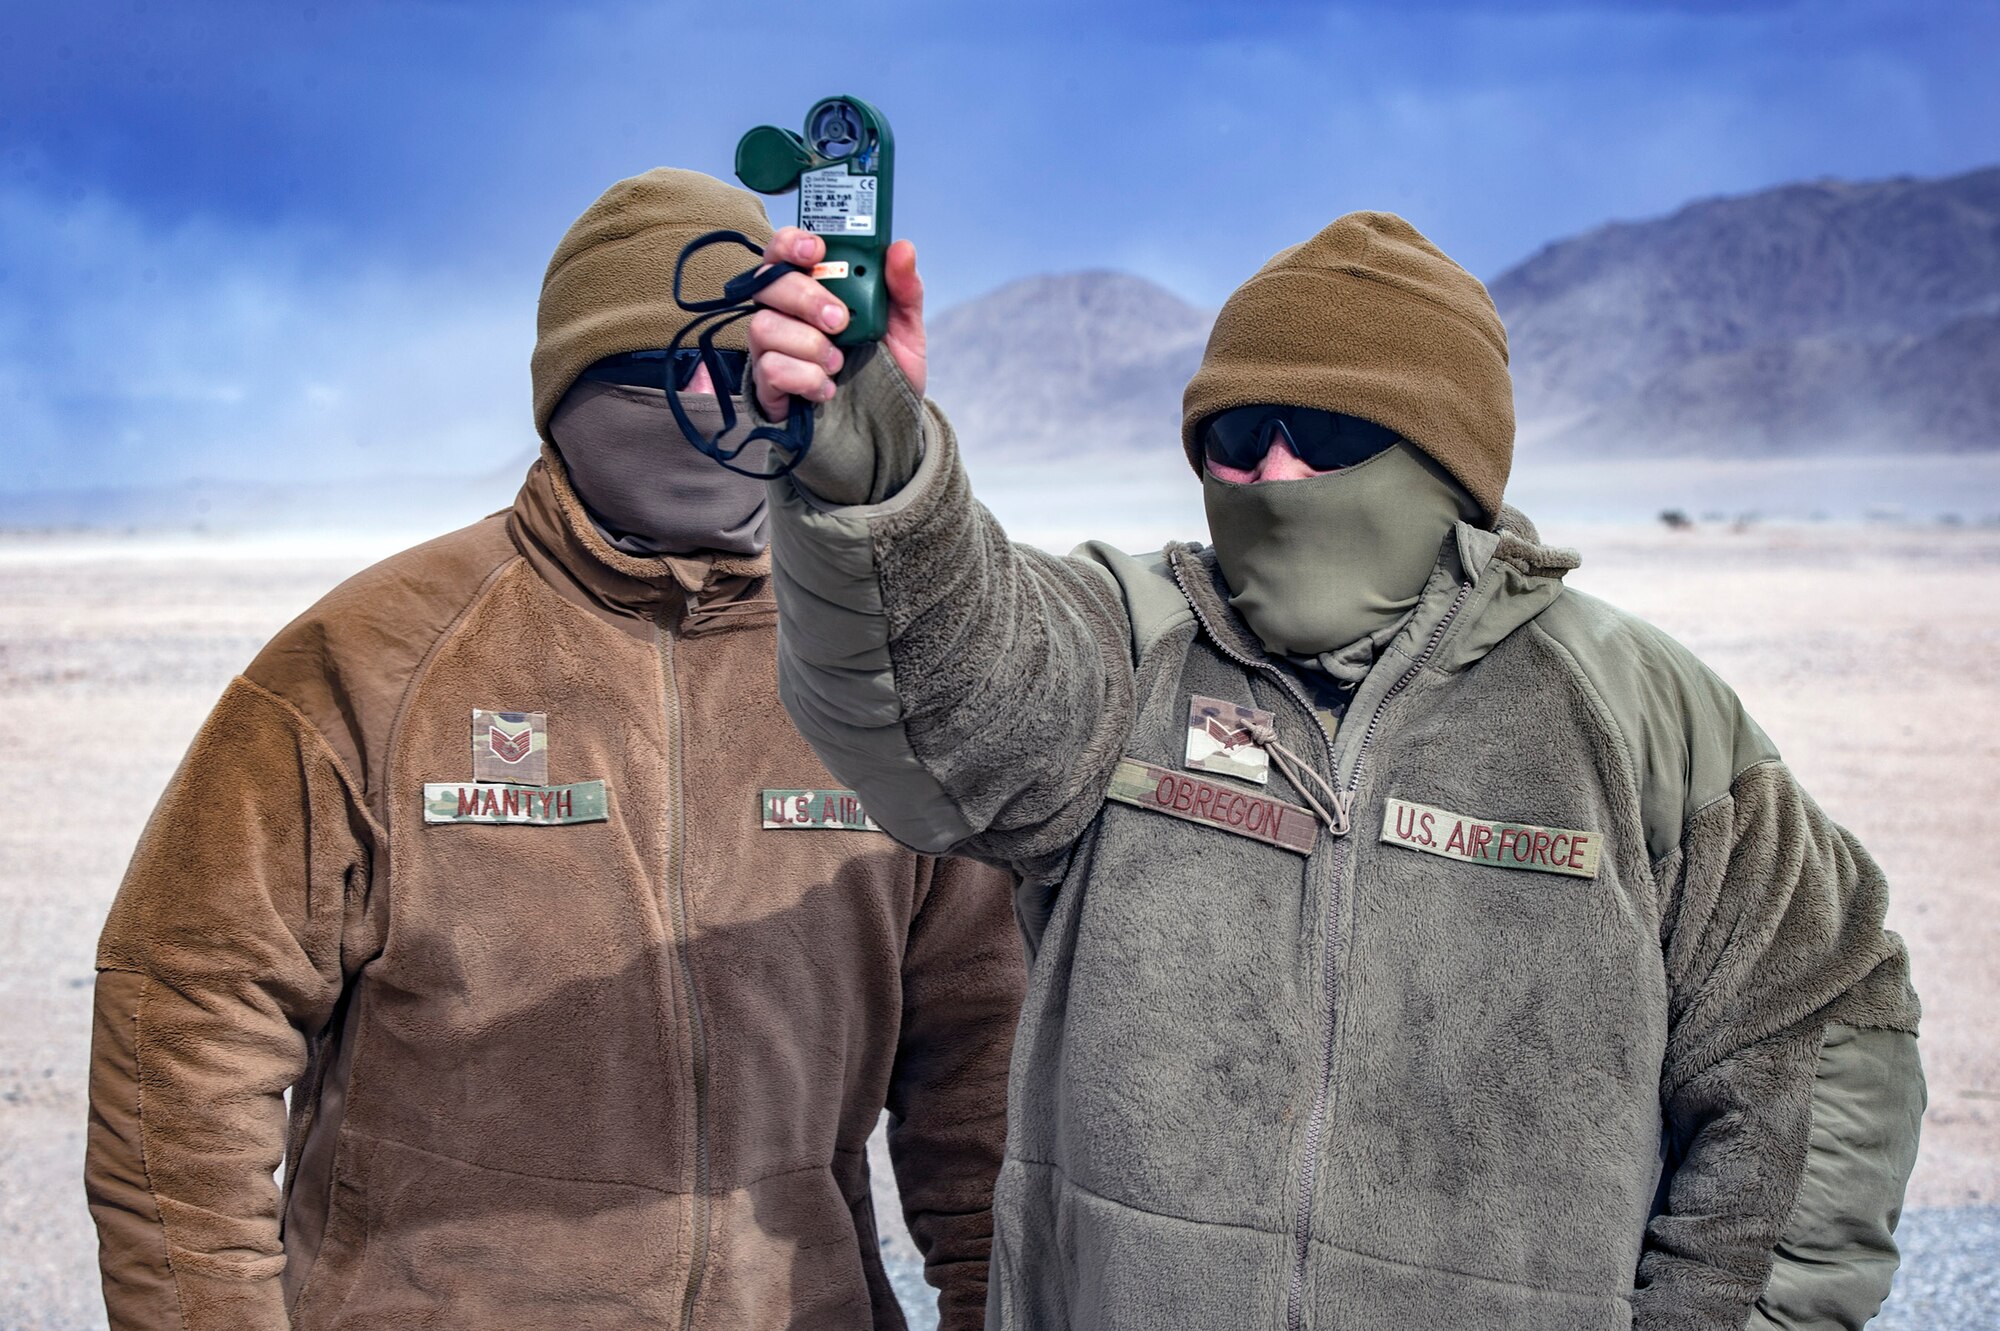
left=531, top=168, right=775, bottom=444
left=1181, top=212, right=1515, bottom=522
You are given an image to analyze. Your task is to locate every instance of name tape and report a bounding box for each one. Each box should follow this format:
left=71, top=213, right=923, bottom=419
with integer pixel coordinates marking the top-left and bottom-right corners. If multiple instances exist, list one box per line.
left=1379, top=797, right=1601, bottom=879
left=1105, top=758, right=1317, bottom=855
left=424, top=781, right=608, bottom=826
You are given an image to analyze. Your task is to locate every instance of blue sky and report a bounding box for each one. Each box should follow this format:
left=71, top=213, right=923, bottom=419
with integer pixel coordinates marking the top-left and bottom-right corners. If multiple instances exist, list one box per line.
left=4, top=0, right=1997, bottom=491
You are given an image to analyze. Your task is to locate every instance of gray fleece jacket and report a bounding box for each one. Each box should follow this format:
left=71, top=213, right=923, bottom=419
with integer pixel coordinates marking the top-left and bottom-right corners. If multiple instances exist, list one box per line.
left=763, top=354, right=1925, bottom=1331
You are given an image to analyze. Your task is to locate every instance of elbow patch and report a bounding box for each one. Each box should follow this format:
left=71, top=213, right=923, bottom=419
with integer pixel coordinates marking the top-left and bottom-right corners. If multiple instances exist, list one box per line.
left=770, top=443, right=978, bottom=854
left=87, top=969, right=186, bottom=1325
left=1755, top=1024, right=1925, bottom=1329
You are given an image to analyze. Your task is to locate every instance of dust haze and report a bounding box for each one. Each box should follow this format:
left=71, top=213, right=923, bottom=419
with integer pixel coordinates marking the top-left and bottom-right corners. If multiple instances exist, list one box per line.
left=2, top=500, right=1995, bottom=1326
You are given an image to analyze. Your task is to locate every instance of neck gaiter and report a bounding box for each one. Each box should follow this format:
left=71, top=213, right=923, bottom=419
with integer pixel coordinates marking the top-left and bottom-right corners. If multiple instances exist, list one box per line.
left=549, top=379, right=770, bottom=557
left=1201, top=440, right=1478, bottom=672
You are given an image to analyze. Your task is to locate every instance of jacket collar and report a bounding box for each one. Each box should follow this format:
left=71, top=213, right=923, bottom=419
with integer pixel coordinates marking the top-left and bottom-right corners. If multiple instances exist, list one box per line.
left=507, top=443, right=775, bottom=636
left=1166, top=541, right=1265, bottom=665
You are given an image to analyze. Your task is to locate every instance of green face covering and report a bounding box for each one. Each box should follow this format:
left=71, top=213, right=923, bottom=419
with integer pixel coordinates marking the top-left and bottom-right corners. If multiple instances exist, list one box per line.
left=1202, top=440, right=1478, bottom=663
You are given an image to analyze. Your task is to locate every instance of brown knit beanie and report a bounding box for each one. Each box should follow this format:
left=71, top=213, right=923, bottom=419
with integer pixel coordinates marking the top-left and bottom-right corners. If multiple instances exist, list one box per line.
left=531, top=168, right=775, bottom=444
left=1181, top=212, right=1515, bottom=522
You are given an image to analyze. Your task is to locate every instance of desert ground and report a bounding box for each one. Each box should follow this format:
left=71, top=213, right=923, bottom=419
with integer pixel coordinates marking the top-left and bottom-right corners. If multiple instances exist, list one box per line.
left=2, top=514, right=1996, bottom=1327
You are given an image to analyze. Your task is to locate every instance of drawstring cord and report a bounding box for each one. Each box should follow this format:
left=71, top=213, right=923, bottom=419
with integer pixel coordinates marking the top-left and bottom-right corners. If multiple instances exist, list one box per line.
left=680, top=587, right=778, bottom=634
left=666, top=229, right=815, bottom=479
left=682, top=596, right=776, bottom=629
left=1247, top=721, right=1351, bottom=836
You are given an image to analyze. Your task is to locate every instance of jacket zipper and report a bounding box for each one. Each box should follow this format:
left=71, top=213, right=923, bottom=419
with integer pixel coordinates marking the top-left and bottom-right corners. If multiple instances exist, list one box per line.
left=1342, top=581, right=1474, bottom=798
left=1172, top=558, right=1472, bottom=1331
left=1281, top=580, right=1471, bottom=1331
left=657, top=624, right=712, bottom=1331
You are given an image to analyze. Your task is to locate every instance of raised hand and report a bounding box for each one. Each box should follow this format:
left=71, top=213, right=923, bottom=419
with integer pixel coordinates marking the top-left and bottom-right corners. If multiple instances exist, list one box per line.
left=747, top=227, right=926, bottom=419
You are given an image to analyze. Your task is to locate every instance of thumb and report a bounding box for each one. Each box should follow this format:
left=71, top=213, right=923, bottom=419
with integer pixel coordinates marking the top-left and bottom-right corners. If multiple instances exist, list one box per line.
left=885, top=238, right=924, bottom=322
left=881, top=239, right=926, bottom=395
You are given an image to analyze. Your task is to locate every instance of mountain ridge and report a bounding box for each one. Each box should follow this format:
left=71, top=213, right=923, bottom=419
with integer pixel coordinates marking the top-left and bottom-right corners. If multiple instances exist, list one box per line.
left=1492, top=165, right=2000, bottom=454
left=927, top=163, right=2000, bottom=465
left=6, top=164, right=1995, bottom=529
left=926, top=269, right=1211, bottom=462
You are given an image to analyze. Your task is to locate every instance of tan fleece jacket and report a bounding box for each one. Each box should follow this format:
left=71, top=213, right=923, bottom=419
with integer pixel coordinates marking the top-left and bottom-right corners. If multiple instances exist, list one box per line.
left=85, top=452, right=1024, bottom=1331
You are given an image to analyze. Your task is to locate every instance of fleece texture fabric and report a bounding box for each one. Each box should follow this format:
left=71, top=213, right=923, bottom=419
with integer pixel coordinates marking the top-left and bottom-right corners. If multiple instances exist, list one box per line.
left=1181, top=211, right=1516, bottom=521
left=759, top=341, right=933, bottom=509
left=763, top=373, right=1925, bottom=1331
left=85, top=449, right=1025, bottom=1331
left=532, top=167, right=775, bottom=445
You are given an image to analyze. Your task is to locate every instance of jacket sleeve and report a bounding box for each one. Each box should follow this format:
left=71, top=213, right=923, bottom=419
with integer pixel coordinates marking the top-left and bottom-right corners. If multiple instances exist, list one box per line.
left=1633, top=759, right=1923, bottom=1331
left=885, top=853, right=1028, bottom=1331
left=87, top=676, right=378, bottom=1330
left=766, top=349, right=1138, bottom=866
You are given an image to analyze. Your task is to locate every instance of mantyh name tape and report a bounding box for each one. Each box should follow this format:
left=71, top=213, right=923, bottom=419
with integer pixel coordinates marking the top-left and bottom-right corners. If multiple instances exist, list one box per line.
left=1379, top=797, right=1602, bottom=879
left=425, top=781, right=608, bottom=826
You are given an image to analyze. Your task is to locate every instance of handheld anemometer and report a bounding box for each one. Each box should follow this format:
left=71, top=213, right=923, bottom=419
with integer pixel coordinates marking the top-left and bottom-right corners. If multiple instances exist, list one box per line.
left=734, top=96, right=895, bottom=346
left=665, top=96, right=893, bottom=478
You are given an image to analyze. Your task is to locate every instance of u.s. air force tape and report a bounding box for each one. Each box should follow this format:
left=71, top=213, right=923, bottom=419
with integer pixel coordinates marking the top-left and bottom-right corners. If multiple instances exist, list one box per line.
left=760, top=789, right=881, bottom=831
left=1379, top=797, right=1602, bottom=879
left=1104, top=757, right=1317, bottom=855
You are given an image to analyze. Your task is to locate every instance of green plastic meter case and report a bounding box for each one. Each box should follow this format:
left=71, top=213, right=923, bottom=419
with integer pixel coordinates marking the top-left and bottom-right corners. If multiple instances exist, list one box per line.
left=735, top=96, right=894, bottom=347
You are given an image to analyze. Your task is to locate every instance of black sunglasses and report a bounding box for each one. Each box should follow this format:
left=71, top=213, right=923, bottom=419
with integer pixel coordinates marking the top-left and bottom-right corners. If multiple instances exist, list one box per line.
left=579, top=347, right=748, bottom=396
left=1201, top=405, right=1399, bottom=474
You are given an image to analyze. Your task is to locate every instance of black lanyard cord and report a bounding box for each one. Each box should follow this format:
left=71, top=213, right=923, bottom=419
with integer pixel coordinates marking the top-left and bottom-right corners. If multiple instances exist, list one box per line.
left=666, top=229, right=816, bottom=479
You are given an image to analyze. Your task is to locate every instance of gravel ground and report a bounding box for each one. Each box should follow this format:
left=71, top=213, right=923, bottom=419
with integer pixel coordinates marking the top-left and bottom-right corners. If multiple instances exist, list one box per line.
left=2, top=523, right=1996, bottom=1328
left=1870, top=1206, right=2000, bottom=1330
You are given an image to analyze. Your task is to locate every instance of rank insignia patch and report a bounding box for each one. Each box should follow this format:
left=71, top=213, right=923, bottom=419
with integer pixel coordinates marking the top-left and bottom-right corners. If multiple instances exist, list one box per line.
left=761, top=789, right=882, bottom=831
left=424, top=781, right=608, bottom=826
left=473, top=709, right=548, bottom=785
left=1184, top=695, right=1272, bottom=785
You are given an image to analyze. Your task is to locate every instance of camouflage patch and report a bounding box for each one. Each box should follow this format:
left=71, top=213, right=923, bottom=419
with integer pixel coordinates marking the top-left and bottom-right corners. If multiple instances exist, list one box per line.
left=1184, top=694, right=1272, bottom=784
left=1105, top=757, right=1316, bottom=855
left=761, top=789, right=881, bottom=831
left=472, top=709, right=548, bottom=785
left=424, top=781, right=607, bottom=826
left=1380, top=797, right=1602, bottom=879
